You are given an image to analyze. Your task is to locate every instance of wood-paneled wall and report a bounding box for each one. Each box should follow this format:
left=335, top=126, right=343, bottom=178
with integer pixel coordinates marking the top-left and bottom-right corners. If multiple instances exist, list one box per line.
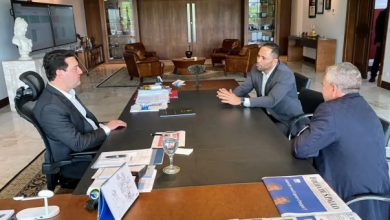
left=138, top=0, right=243, bottom=59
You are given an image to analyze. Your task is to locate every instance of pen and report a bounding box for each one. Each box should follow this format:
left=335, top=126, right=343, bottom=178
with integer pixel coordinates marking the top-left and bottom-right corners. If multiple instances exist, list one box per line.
left=150, top=133, right=163, bottom=136
left=105, top=154, right=126, bottom=159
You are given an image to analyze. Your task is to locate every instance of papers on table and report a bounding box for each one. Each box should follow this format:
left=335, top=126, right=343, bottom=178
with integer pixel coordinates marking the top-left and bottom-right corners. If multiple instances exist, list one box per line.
left=88, top=129, right=191, bottom=197
left=91, top=149, right=154, bottom=169
left=263, top=174, right=355, bottom=218
left=237, top=212, right=361, bottom=219
left=172, top=79, right=186, bottom=87
left=98, top=164, right=139, bottom=220
left=0, top=210, right=15, bottom=220
left=130, top=103, right=168, bottom=112
left=90, top=165, right=157, bottom=193
left=130, top=86, right=170, bottom=113
left=176, top=148, right=193, bottom=155
left=151, top=130, right=186, bottom=148
left=138, top=166, right=157, bottom=193
left=92, top=165, right=146, bottom=180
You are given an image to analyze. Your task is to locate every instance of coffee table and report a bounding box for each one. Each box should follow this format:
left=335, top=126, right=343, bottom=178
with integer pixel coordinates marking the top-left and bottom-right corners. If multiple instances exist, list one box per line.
left=171, top=57, right=206, bottom=75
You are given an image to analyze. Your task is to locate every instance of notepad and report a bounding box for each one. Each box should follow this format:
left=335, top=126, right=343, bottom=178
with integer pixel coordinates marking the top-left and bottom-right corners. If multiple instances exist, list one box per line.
left=159, top=108, right=195, bottom=117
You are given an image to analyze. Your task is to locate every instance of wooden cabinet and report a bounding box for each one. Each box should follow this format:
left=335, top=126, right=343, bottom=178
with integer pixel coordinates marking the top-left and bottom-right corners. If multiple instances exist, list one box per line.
left=76, top=45, right=104, bottom=70
left=288, top=36, right=337, bottom=72
left=244, top=0, right=291, bottom=55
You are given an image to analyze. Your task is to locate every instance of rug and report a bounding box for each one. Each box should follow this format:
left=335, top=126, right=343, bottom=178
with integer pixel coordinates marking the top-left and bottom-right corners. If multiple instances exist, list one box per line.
left=0, top=151, right=72, bottom=198
left=96, top=64, right=246, bottom=88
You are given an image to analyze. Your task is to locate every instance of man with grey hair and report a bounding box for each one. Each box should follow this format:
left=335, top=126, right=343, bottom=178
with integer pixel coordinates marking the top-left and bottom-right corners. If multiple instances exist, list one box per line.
left=292, top=62, right=390, bottom=219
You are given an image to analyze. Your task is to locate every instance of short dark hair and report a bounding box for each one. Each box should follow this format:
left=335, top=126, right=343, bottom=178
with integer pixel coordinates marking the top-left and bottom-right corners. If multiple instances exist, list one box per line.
left=43, top=49, right=75, bottom=81
left=261, top=42, right=280, bottom=58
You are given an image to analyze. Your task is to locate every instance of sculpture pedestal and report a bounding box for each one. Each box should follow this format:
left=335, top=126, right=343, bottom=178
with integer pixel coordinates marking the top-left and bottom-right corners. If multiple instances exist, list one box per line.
left=2, top=58, right=46, bottom=111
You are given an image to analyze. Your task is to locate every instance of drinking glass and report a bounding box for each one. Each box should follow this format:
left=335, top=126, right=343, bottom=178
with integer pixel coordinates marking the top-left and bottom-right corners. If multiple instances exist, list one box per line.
left=162, top=132, right=180, bottom=174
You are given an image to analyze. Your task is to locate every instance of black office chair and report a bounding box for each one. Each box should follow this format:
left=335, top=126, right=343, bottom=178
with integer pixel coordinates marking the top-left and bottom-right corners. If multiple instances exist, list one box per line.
left=15, top=71, right=95, bottom=190
left=379, top=117, right=390, bottom=147
left=288, top=88, right=324, bottom=140
left=343, top=117, right=390, bottom=219
left=294, top=72, right=311, bottom=94
left=345, top=193, right=390, bottom=219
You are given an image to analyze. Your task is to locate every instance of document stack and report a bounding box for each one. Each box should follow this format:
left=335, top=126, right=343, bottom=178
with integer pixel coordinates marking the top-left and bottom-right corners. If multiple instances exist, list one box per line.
left=130, top=85, right=170, bottom=112
left=262, top=174, right=361, bottom=220
left=87, top=148, right=164, bottom=197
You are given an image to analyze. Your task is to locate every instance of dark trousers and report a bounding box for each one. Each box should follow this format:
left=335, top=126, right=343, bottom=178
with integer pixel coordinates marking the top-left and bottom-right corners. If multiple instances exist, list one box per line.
left=371, top=45, right=383, bottom=79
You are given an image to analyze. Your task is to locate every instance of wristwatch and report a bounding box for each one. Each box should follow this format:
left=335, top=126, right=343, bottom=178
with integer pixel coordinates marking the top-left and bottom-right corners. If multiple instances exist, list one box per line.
left=240, top=97, right=245, bottom=106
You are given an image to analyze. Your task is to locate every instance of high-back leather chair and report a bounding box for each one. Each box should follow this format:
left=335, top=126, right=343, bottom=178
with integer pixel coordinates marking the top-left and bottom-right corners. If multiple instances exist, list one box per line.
left=288, top=88, right=324, bottom=140
left=225, top=44, right=259, bottom=77
left=294, top=72, right=311, bottom=94
left=15, top=71, right=95, bottom=190
left=211, top=39, right=241, bottom=66
left=124, top=42, right=164, bottom=84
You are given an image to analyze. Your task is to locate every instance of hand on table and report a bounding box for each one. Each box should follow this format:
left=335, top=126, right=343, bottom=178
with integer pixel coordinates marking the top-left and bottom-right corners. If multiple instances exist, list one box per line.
left=216, top=88, right=241, bottom=106
left=106, top=120, right=127, bottom=130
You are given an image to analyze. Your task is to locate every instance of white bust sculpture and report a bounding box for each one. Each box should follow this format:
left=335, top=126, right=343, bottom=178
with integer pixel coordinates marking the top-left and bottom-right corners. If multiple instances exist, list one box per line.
left=12, top=17, right=32, bottom=60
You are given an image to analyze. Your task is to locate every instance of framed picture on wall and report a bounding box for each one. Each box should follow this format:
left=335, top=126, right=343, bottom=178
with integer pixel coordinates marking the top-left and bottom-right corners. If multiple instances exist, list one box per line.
left=317, top=0, right=324, bottom=14
left=325, top=0, right=331, bottom=10
left=309, top=0, right=316, bottom=18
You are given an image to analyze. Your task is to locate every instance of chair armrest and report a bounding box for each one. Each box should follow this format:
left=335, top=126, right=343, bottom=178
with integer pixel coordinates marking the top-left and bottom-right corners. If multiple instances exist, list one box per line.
left=70, top=151, right=97, bottom=157
left=226, top=54, right=247, bottom=60
left=136, top=58, right=159, bottom=64
left=70, top=151, right=96, bottom=162
left=42, top=151, right=96, bottom=175
left=345, top=193, right=390, bottom=206
left=288, top=114, right=313, bottom=140
left=212, top=48, right=225, bottom=53
left=145, top=51, right=157, bottom=57
left=42, top=161, right=72, bottom=174
left=228, top=49, right=241, bottom=55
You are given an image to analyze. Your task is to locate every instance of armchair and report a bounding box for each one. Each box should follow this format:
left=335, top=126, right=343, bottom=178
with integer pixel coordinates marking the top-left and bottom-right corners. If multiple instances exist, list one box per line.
left=211, top=39, right=241, bottom=66
left=225, top=44, right=259, bottom=77
left=124, top=42, right=158, bottom=60
left=123, top=42, right=164, bottom=84
left=14, top=71, right=96, bottom=190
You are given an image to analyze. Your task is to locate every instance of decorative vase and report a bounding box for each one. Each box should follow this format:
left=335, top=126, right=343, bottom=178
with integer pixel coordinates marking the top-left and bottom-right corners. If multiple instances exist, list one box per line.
left=185, top=45, right=192, bottom=58
left=185, top=50, right=192, bottom=58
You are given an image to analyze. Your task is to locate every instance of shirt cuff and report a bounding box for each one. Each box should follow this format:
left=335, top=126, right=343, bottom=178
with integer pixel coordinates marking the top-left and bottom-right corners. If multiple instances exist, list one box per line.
left=243, top=98, right=250, bottom=107
left=99, top=124, right=111, bottom=136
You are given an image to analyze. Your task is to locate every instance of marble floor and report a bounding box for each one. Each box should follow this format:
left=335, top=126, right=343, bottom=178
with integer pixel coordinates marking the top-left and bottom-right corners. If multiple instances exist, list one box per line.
left=1, top=60, right=390, bottom=190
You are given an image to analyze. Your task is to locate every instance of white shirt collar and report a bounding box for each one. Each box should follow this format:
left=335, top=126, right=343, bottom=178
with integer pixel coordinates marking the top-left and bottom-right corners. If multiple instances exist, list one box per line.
left=49, top=82, right=76, bottom=99
left=262, top=62, right=278, bottom=76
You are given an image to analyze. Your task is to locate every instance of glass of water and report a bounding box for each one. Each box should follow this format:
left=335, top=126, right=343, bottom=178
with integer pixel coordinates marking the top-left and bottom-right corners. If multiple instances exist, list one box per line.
left=162, top=131, right=180, bottom=174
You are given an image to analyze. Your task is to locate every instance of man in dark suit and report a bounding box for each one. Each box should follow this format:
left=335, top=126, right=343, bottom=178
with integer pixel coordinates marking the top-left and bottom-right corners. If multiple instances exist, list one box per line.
left=34, top=50, right=127, bottom=180
left=370, top=8, right=387, bottom=83
left=216, top=42, right=305, bottom=135
left=292, top=62, right=390, bottom=219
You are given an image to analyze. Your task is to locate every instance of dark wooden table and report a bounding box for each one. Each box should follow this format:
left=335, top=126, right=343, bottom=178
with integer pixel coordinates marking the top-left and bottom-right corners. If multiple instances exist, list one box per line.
left=172, top=57, right=206, bottom=75
left=74, top=79, right=315, bottom=195
left=164, top=79, right=239, bottom=91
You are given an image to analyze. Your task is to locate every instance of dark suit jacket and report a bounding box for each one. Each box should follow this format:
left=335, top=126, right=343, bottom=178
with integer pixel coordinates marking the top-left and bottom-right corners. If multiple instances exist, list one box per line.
left=293, top=93, right=390, bottom=219
left=233, top=62, right=305, bottom=130
left=33, top=84, right=107, bottom=164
